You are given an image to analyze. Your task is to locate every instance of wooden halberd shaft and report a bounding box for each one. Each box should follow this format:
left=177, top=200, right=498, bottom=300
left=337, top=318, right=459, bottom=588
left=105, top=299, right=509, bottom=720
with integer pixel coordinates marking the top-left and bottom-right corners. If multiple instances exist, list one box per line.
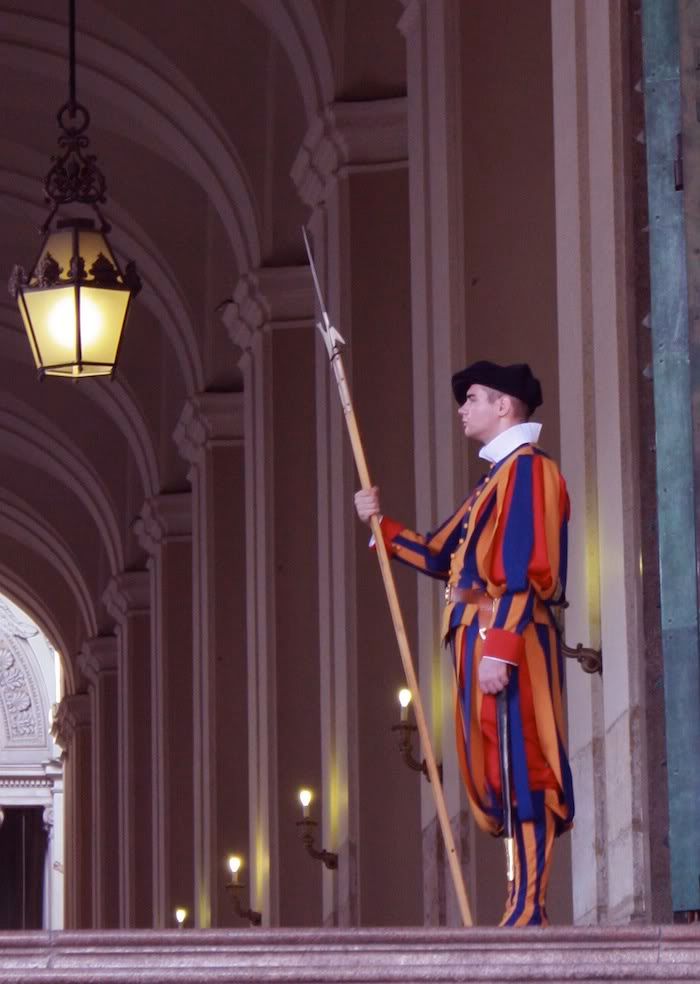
left=329, top=350, right=474, bottom=928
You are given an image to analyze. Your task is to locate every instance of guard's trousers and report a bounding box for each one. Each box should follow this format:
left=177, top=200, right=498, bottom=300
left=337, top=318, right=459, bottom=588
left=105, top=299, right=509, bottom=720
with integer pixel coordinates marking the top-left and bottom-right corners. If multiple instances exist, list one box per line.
left=499, top=792, right=557, bottom=927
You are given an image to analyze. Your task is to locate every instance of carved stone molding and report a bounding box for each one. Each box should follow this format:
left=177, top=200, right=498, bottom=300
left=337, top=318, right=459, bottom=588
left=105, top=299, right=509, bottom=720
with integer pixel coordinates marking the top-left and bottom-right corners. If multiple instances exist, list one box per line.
left=221, top=266, right=314, bottom=354
left=102, top=571, right=150, bottom=623
left=173, top=392, right=244, bottom=468
left=77, top=636, right=118, bottom=684
left=0, top=612, right=47, bottom=749
left=0, top=776, right=53, bottom=788
left=291, top=98, right=408, bottom=209
left=52, top=693, right=91, bottom=750
left=133, top=493, right=192, bottom=555
left=0, top=596, right=39, bottom=641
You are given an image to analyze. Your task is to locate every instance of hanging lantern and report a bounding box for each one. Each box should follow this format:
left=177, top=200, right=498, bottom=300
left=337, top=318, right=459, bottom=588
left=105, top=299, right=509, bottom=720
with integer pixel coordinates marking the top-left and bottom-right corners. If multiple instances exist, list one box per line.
left=8, top=1, right=141, bottom=380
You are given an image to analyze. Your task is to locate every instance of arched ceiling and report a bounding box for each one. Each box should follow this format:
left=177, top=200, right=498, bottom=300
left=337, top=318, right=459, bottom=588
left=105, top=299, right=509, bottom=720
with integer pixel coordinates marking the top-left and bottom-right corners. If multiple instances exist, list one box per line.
left=0, top=0, right=405, bottom=686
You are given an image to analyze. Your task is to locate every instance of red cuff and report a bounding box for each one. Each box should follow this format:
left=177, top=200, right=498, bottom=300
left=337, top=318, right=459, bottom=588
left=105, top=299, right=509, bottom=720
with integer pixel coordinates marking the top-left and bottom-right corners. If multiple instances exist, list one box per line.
left=483, top=628, right=525, bottom=667
left=370, top=515, right=404, bottom=551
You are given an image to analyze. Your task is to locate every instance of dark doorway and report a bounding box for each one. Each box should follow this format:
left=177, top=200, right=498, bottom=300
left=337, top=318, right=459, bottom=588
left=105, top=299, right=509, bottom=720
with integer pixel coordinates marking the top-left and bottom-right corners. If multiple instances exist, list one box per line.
left=0, top=806, right=47, bottom=928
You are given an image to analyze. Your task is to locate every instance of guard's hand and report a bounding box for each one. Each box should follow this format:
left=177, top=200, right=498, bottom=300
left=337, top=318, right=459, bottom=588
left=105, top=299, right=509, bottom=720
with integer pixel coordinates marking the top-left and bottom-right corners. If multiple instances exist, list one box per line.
left=354, top=486, right=381, bottom=524
left=478, top=656, right=510, bottom=695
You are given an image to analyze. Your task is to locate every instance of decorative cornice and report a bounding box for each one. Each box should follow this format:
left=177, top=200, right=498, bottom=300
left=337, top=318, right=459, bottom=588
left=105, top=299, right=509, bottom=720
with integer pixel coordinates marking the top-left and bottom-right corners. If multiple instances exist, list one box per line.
left=133, top=493, right=192, bottom=555
left=221, top=266, right=314, bottom=353
left=291, top=98, right=408, bottom=209
left=77, top=636, right=118, bottom=684
left=0, top=777, right=54, bottom=788
left=173, top=392, right=244, bottom=466
left=102, top=571, right=150, bottom=622
left=52, top=693, right=90, bottom=750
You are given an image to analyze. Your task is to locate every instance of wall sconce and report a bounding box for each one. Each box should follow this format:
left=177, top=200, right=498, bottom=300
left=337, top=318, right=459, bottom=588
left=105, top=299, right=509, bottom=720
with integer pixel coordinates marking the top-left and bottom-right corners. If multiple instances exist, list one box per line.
left=392, top=688, right=442, bottom=783
left=174, top=907, right=187, bottom=929
left=296, top=788, right=337, bottom=870
left=225, top=855, right=262, bottom=926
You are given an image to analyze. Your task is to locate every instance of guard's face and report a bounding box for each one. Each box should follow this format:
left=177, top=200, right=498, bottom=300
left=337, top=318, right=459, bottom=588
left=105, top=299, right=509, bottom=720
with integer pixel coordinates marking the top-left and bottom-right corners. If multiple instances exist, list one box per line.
left=458, top=384, right=501, bottom=443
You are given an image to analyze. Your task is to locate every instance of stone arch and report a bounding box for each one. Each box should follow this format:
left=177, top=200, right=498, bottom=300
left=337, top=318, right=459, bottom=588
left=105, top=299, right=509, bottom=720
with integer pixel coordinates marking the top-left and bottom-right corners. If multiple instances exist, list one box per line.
left=238, top=0, right=335, bottom=119
left=1, top=7, right=261, bottom=272
left=0, top=490, right=97, bottom=645
left=0, top=394, right=124, bottom=576
left=0, top=565, right=78, bottom=695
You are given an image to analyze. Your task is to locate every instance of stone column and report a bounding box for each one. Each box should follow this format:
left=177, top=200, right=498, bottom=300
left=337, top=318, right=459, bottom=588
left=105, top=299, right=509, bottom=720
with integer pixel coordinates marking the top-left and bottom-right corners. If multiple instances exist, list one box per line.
left=174, top=393, right=247, bottom=928
left=78, top=635, right=119, bottom=928
left=551, top=0, right=650, bottom=923
left=103, top=571, right=152, bottom=928
left=53, top=693, right=91, bottom=928
left=42, top=761, right=64, bottom=929
left=135, top=494, right=194, bottom=928
left=398, top=0, right=472, bottom=926
left=292, top=99, right=421, bottom=927
left=223, top=268, right=320, bottom=927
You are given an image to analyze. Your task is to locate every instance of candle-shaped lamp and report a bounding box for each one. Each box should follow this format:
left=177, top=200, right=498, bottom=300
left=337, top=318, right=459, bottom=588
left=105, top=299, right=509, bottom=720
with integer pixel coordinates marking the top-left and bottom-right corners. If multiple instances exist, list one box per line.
left=299, top=788, right=312, bottom=819
left=175, top=907, right=187, bottom=929
left=398, top=687, right=412, bottom=722
left=228, top=855, right=242, bottom=885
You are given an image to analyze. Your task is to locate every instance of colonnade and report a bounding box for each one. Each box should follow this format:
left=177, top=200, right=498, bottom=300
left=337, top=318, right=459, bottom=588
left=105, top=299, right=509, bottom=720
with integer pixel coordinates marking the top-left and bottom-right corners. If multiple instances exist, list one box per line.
left=50, top=0, right=661, bottom=929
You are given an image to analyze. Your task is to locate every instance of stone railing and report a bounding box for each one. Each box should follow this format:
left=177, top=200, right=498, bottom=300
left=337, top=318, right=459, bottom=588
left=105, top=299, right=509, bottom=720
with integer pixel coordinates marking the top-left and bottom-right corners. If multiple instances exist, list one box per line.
left=0, top=926, right=697, bottom=982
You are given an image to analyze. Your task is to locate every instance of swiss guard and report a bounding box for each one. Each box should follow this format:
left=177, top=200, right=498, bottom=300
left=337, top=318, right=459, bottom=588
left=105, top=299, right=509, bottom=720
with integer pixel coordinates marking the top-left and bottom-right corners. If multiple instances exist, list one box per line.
left=355, top=360, right=575, bottom=927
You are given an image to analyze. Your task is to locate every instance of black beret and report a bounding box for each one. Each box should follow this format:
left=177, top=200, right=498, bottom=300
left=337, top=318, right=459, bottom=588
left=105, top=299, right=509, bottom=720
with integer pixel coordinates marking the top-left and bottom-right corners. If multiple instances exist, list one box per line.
left=451, top=361, right=543, bottom=414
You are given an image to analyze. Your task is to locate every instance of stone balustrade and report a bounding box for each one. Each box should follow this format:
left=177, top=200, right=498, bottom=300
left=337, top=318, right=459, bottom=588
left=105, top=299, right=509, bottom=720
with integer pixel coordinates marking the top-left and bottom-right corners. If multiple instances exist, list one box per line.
left=0, top=926, right=697, bottom=982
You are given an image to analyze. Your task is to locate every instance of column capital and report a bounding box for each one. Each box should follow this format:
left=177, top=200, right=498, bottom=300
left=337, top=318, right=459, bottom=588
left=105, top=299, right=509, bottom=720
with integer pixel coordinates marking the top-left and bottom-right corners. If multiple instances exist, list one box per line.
left=291, top=98, right=408, bottom=209
left=52, top=693, right=91, bottom=750
left=77, top=635, right=118, bottom=684
left=221, top=266, right=314, bottom=353
left=173, top=392, right=244, bottom=467
left=134, top=493, right=192, bottom=555
left=102, top=571, right=150, bottom=623
left=397, top=0, right=421, bottom=37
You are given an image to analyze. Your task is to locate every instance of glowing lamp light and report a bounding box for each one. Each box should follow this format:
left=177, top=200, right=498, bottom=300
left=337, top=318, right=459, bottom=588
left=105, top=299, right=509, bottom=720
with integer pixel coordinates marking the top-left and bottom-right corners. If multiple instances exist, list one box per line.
left=299, top=788, right=312, bottom=818
left=228, top=854, right=242, bottom=884
left=398, top=687, right=412, bottom=721
left=11, top=217, right=140, bottom=380
left=174, top=907, right=187, bottom=928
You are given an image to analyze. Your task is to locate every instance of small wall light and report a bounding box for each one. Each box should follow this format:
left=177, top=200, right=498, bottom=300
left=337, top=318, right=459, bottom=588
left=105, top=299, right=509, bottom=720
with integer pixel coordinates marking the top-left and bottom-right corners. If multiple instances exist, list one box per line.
left=174, top=907, right=187, bottom=929
left=299, top=788, right=312, bottom=818
left=296, top=787, right=337, bottom=870
left=392, top=687, right=441, bottom=783
left=225, top=854, right=261, bottom=926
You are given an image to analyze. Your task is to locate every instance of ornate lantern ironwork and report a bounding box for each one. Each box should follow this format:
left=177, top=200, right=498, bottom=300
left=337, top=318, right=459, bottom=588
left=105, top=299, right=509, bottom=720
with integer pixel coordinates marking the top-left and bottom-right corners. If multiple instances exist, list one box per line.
left=8, top=0, right=141, bottom=380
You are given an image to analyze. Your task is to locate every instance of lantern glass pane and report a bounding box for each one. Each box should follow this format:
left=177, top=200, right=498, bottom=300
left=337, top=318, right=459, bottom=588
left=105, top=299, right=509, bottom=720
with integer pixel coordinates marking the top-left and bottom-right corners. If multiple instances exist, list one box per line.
left=22, top=285, right=79, bottom=367
left=78, top=286, right=129, bottom=364
left=33, top=230, right=74, bottom=284
left=17, top=294, right=41, bottom=368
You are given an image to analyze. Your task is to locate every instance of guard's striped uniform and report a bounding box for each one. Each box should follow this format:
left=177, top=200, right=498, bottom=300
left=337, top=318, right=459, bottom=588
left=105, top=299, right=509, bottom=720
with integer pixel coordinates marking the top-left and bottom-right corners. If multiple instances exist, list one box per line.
left=378, top=443, right=574, bottom=926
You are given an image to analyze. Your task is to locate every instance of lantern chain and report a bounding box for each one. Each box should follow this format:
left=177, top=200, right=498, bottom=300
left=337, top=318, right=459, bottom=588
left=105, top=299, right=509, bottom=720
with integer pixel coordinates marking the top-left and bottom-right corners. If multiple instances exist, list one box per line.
left=42, top=0, right=108, bottom=231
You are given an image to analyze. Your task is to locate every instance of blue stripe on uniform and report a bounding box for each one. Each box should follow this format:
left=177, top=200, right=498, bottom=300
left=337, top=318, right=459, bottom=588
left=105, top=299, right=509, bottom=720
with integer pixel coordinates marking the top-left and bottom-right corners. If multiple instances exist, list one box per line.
left=506, top=668, right=533, bottom=821
left=502, top=455, right=534, bottom=591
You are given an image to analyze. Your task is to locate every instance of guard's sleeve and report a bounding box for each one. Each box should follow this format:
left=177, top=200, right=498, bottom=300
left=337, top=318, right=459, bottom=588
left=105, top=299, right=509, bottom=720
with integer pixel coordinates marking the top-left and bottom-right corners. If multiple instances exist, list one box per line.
left=371, top=500, right=471, bottom=581
left=482, top=453, right=569, bottom=666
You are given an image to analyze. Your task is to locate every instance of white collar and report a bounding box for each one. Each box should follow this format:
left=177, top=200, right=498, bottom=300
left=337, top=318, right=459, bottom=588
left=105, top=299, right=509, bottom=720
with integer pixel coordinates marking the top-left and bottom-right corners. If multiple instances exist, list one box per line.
left=478, top=422, right=542, bottom=464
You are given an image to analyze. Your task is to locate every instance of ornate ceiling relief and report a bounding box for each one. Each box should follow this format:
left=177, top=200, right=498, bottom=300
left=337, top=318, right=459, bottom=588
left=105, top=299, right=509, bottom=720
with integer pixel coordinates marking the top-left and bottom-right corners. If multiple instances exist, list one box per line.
left=0, top=597, right=47, bottom=749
